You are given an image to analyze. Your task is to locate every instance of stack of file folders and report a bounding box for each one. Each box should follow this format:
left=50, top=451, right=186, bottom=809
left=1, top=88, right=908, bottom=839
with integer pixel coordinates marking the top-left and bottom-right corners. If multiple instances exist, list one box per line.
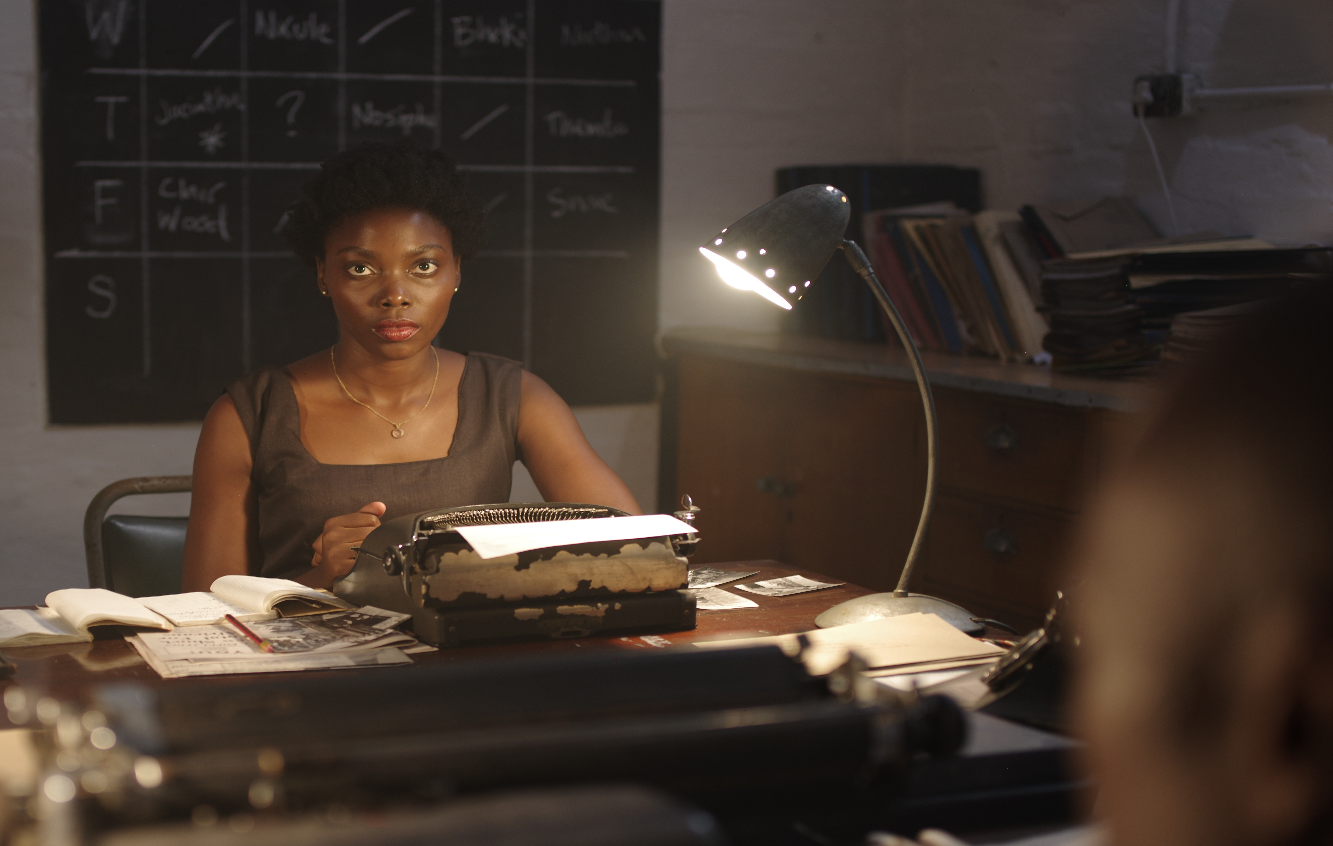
left=1039, top=246, right=1333, bottom=371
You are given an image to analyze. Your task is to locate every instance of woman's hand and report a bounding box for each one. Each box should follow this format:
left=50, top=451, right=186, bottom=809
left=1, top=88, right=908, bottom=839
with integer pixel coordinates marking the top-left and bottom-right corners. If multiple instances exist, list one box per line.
left=304, top=501, right=388, bottom=588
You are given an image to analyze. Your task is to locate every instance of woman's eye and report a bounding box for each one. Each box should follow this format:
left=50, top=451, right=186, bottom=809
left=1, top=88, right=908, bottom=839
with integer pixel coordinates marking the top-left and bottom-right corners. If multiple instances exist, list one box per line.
left=414, top=260, right=437, bottom=273
left=348, top=264, right=372, bottom=276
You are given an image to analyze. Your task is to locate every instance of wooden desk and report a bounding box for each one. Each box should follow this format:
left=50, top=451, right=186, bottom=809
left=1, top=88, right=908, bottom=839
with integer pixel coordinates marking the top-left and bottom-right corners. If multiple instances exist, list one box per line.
left=0, top=560, right=872, bottom=729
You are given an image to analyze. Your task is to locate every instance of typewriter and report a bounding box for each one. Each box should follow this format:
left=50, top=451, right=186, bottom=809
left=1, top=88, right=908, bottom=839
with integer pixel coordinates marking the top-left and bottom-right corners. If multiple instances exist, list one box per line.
left=334, top=501, right=701, bottom=646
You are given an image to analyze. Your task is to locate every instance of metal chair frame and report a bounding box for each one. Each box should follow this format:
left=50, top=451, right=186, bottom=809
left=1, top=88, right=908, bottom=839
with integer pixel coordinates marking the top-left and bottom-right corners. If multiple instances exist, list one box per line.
left=83, top=476, right=193, bottom=589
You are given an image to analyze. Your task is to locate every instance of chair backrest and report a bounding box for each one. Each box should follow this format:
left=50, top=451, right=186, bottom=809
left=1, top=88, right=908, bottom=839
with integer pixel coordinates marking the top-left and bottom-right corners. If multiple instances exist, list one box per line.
left=84, top=476, right=192, bottom=597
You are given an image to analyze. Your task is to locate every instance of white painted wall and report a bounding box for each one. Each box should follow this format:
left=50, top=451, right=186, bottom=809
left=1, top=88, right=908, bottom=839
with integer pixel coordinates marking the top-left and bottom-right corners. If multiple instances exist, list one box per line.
left=3, top=0, right=1330, bottom=604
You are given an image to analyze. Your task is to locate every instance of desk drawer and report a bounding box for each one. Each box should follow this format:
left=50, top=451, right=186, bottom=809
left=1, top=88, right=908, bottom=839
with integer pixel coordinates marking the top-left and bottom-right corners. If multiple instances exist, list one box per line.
left=935, top=388, right=1089, bottom=511
left=916, top=493, right=1071, bottom=630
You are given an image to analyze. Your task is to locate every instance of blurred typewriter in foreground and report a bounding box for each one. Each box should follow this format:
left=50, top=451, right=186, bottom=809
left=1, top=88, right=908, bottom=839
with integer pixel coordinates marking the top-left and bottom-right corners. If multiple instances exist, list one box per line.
left=5, top=641, right=964, bottom=845
left=335, top=502, right=703, bottom=647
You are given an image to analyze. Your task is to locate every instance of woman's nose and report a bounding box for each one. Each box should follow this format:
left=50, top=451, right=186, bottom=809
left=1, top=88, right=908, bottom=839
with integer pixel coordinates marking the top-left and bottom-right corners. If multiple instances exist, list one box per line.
left=380, top=277, right=411, bottom=307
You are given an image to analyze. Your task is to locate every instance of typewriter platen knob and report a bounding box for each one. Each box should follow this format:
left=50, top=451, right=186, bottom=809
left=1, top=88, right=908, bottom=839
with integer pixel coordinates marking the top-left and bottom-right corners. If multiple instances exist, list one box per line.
left=671, top=494, right=701, bottom=557
left=382, top=544, right=406, bottom=576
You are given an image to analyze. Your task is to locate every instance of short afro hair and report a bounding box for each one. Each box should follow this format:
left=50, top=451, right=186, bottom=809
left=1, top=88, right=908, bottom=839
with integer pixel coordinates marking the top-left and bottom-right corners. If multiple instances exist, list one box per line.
left=282, top=140, right=485, bottom=266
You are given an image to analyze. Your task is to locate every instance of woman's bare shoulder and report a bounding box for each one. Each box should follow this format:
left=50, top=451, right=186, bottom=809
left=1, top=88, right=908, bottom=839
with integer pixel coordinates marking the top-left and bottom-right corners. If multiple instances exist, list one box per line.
left=198, top=393, right=252, bottom=472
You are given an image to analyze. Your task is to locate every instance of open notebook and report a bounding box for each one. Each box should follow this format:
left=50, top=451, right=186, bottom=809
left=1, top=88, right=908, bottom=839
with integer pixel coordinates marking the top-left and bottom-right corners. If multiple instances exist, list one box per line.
left=0, top=576, right=351, bottom=647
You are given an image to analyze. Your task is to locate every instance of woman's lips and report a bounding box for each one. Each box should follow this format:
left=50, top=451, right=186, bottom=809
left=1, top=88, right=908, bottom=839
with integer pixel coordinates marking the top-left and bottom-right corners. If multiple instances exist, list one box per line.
left=373, top=319, right=419, bottom=342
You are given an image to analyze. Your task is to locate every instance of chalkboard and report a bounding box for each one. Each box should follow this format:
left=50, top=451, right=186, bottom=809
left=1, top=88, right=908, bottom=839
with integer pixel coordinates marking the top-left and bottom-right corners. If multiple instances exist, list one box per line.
left=39, top=0, right=661, bottom=424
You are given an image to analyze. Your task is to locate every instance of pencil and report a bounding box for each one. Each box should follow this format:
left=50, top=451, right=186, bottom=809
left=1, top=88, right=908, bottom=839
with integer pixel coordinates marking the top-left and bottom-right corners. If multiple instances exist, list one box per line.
left=224, top=614, right=275, bottom=653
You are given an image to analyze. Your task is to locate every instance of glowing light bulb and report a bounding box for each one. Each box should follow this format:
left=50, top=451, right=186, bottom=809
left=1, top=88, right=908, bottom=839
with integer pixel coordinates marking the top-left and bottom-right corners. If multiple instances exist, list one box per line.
left=736, top=250, right=746, bottom=259
left=765, top=269, right=775, bottom=278
left=699, top=247, right=792, bottom=310
left=788, top=286, right=797, bottom=293
left=714, top=238, right=723, bottom=245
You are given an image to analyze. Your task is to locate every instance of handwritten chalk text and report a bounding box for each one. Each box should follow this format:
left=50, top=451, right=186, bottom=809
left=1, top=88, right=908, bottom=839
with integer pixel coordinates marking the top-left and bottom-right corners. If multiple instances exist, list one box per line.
left=451, top=15, right=526, bottom=49
left=351, top=102, right=437, bottom=135
left=547, top=188, right=617, bottom=219
left=155, top=88, right=244, bottom=126
left=560, top=22, right=646, bottom=47
left=157, top=204, right=232, bottom=241
left=158, top=178, right=227, bottom=205
left=544, top=108, right=628, bottom=139
left=254, top=10, right=333, bottom=43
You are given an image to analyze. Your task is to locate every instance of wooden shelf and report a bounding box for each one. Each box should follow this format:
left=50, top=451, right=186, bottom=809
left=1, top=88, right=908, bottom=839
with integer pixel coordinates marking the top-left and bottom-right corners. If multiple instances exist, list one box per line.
left=660, top=327, right=1155, bottom=412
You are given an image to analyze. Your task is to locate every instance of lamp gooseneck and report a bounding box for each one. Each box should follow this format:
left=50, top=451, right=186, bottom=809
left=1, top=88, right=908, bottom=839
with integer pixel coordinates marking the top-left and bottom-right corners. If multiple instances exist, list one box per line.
left=838, top=240, right=937, bottom=597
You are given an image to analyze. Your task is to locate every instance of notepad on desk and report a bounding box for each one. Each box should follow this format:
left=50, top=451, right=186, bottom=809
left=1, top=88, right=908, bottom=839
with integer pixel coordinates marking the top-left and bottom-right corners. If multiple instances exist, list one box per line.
left=0, top=576, right=351, bottom=647
left=694, top=612, right=1006, bottom=676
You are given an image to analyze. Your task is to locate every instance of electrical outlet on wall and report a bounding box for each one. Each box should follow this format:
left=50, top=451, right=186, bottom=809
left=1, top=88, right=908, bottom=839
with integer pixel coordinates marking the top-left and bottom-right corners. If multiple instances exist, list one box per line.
left=1133, top=73, right=1198, bottom=118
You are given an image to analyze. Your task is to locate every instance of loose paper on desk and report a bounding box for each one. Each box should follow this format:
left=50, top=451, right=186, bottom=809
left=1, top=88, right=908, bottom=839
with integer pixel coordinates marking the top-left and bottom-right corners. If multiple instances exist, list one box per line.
left=127, top=638, right=412, bottom=679
left=688, top=567, right=759, bottom=589
left=688, top=587, right=759, bottom=611
left=735, top=576, right=843, bottom=597
left=695, top=612, right=1006, bottom=676
left=135, top=607, right=413, bottom=662
left=454, top=514, right=695, bottom=560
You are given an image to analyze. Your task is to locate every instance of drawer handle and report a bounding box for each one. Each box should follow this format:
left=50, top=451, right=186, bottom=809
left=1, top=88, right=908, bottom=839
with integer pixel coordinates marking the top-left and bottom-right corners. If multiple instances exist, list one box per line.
left=985, top=424, right=1019, bottom=455
left=755, top=476, right=796, bottom=498
left=983, top=527, right=1019, bottom=556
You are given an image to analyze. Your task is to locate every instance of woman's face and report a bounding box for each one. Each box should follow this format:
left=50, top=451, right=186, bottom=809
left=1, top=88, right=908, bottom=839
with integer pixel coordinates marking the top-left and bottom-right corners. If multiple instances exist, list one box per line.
left=316, top=207, right=461, bottom=360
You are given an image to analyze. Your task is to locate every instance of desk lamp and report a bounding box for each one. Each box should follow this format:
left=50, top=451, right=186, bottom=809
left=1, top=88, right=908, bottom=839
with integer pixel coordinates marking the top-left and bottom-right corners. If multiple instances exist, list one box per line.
left=699, top=184, right=981, bottom=633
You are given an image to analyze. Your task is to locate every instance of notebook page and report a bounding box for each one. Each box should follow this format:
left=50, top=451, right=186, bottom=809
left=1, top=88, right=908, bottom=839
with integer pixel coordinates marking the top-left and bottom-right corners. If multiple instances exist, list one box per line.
left=210, top=576, right=334, bottom=612
left=0, top=609, right=90, bottom=646
left=139, top=592, right=277, bottom=626
left=44, top=589, right=170, bottom=633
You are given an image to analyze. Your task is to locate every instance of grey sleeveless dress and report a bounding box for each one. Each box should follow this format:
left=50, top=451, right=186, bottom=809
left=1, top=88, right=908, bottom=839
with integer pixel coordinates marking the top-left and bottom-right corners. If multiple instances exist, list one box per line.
left=226, top=352, right=522, bottom=579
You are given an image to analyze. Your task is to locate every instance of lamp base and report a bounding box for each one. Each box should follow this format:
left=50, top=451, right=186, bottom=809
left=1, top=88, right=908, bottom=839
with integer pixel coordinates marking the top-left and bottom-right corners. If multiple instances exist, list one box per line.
left=814, top=592, right=985, bottom=634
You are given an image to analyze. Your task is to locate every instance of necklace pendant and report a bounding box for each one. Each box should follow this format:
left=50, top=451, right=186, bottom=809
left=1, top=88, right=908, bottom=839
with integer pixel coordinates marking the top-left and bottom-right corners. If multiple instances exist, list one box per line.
left=391, top=427, right=405, bottom=439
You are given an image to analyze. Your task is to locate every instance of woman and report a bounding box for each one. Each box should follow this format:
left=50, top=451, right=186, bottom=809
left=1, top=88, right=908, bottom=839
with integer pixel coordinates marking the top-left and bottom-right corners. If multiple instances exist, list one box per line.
left=181, top=142, right=640, bottom=591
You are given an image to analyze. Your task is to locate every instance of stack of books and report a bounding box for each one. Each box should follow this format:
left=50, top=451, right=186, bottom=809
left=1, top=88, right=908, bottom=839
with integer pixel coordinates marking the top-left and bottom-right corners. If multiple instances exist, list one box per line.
left=1038, top=256, right=1151, bottom=371
left=1018, top=198, right=1333, bottom=371
left=775, top=168, right=1333, bottom=373
left=776, top=165, right=982, bottom=344
left=1038, top=241, right=1333, bottom=371
left=861, top=205, right=1048, bottom=362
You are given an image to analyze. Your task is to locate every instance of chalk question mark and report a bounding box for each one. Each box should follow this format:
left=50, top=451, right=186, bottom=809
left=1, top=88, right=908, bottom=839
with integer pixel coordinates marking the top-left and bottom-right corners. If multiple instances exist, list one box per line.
left=276, top=90, right=305, bottom=137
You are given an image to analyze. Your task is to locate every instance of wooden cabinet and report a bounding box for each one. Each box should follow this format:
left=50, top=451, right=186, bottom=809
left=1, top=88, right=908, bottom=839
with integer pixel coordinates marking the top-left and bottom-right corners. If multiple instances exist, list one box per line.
left=660, top=328, right=1148, bottom=633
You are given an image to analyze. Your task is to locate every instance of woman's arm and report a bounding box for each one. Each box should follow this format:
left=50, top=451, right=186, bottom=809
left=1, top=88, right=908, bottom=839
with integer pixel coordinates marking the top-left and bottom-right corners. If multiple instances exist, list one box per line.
left=181, top=395, right=256, bottom=591
left=516, top=371, right=642, bottom=514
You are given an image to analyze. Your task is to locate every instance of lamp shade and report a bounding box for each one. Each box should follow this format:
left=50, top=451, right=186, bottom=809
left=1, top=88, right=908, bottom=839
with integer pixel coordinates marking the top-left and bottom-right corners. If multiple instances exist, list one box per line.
left=700, top=184, right=850, bottom=310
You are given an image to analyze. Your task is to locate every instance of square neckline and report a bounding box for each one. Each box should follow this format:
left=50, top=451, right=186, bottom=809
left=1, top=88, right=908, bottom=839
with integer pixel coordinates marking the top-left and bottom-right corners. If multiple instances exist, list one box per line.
left=278, top=353, right=472, bottom=468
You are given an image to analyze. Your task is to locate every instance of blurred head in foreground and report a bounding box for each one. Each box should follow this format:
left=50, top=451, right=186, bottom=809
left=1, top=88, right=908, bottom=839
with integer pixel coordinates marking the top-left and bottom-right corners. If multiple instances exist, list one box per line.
left=1073, top=285, right=1333, bottom=846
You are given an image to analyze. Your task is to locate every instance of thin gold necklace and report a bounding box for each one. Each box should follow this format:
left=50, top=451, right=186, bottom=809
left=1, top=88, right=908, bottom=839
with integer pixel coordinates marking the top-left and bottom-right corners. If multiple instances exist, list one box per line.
left=330, top=345, right=440, bottom=439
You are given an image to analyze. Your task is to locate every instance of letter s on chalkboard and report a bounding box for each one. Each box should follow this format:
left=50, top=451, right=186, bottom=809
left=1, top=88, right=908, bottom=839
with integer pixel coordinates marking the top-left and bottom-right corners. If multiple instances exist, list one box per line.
left=85, top=275, right=116, bottom=319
